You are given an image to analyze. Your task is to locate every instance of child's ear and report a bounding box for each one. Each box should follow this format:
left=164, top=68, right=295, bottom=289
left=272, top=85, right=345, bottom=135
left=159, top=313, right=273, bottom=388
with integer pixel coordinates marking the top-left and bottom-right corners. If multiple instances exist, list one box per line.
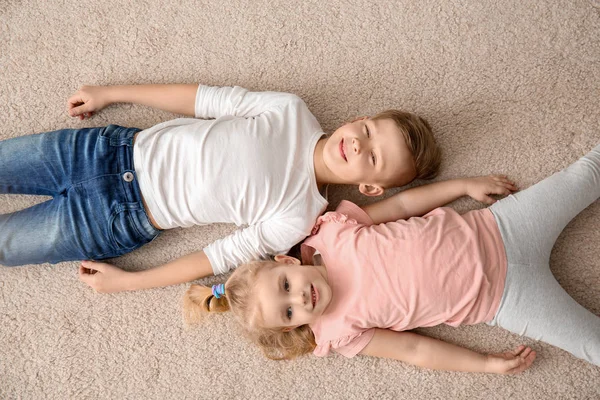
left=359, top=183, right=384, bottom=197
left=274, top=254, right=301, bottom=265
left=350, top=116, right=369, bottom=123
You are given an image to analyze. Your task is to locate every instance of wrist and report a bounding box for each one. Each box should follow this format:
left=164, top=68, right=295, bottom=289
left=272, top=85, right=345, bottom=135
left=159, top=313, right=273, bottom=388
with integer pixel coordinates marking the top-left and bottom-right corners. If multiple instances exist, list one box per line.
left=458, top=178, right=471, bottom=197
left=122, top=270, right=139, bottom=291
left=103, top=85, right=120, bottom=105
left=482, top=354, right=505, bottom=374
left=482, top=354, right=492, bottom=373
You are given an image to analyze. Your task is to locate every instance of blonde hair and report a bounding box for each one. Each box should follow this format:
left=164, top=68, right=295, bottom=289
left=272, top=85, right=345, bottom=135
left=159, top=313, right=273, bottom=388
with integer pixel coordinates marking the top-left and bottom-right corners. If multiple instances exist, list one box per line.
left=371, top=109, right=442, bottom=183
left=183, top=261, right=316, bottom=360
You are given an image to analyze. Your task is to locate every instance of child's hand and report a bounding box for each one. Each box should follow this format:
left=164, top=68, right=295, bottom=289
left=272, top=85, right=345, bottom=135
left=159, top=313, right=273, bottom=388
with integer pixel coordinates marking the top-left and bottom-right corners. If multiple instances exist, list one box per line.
left=67, top=86, right=110, bottom=120
left=485, top=345, right=536, bottom=374
left=465, top=175, right=517, bottom=205
left=78, top=260, right=133, bottom=293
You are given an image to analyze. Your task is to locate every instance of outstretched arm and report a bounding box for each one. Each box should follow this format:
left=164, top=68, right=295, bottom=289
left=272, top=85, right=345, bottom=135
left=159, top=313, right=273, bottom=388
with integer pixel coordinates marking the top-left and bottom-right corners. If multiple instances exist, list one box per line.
left=78, top=219, right=295, bottom=292
left=67, top=84, right=199, bottom=119
left=362, top=175, right=517, bottom=225
left=78, top=250, right=214, bottom=293
left=360, top=329, right=536, bottom=374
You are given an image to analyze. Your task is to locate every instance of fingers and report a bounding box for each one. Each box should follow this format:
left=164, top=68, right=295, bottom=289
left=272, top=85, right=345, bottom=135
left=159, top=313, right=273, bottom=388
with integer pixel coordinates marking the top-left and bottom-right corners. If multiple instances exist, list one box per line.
left=67, top=91, right=96, bottom=119
left=508, top=353, right=536, bottom=374
left=490, top=175, right=518, bottom=191
left=78, top=265, right=96, bottom=276
left=78, top=261, right=104, bottom=293
left=488, top=185, right=511, bottom=196
left=470, top=175, right=518, bottom=203
left=525, top=349, right=536, bottom=366
left=482, top=195, right=496, bottom=205
left=78, top=260, right=126, bottom=293
left=79, top=261, right=100, bottom=283
left=67, top=93, right=83, bottom=109
left=78, top=111, right=94, bottom=120
left=520, top=347, right=533, bottom=360
left=506, top=346, right=536, bottom=374
left=510, top=344, right=526, bottom=356
left=505, top=357, right=523, bottom=372
left=78, top=264, right=96, bottom=289
left=81, top=260, right=104, bottom=273
left=68, top=102, right=93, bottom=118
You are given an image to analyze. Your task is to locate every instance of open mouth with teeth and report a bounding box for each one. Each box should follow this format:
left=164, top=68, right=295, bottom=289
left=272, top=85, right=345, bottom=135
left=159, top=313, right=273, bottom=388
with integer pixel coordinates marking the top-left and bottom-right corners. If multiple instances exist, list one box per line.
left=311, top=284, right=317, bottom=308
left=339, top=139, right=347, bottom=162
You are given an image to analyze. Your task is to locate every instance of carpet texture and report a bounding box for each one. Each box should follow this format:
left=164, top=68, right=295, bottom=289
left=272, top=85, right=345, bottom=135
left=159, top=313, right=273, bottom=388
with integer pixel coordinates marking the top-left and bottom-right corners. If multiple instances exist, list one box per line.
left=1, top=0, right=600, bottom=398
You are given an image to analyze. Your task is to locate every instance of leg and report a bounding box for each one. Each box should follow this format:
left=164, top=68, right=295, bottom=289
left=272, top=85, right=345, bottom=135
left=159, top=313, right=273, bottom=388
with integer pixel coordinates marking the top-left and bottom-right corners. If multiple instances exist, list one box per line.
left=490, top=261, right=600, bottom=366
left=490, top=144, right=600, bottom=264
left=0, top=198, right=91, bottom=265
left=0, top=184, right=156, bottom=265
left=0, top=125, right=160, bottom=266
left=0, top=128, right=102, bottom=196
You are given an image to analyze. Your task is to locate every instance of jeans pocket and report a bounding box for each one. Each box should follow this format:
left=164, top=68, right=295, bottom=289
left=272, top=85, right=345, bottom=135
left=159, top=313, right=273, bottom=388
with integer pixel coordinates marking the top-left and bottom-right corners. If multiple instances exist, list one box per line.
left=108, top=205, right=146, bottom=253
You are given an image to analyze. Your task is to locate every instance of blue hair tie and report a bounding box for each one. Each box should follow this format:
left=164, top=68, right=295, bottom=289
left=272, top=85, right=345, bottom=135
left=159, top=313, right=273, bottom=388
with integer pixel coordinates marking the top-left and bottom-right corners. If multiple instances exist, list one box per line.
left=212, top=283, right=225, bottom=299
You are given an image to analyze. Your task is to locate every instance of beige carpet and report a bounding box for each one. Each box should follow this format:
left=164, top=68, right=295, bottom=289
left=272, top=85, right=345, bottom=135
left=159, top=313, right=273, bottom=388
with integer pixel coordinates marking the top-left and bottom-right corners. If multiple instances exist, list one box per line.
left=1, top=0, right=600, bottom=398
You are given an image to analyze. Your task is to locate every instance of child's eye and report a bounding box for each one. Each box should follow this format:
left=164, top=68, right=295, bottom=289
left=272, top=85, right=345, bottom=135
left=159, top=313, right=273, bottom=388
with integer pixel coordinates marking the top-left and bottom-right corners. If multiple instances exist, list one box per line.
left=366, top=126, right=371, bottom=138
left=371, top=152, right=377, bottom=165
left=287, top=307, right=293, bottom=320
left=284, top=279, right=289, bottom=292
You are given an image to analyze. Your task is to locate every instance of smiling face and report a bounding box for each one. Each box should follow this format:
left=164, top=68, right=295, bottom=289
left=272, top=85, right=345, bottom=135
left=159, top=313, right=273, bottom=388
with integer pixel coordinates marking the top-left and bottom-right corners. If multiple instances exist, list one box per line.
left=253, top=260, right=332, bottom=330
left=321, top=117, right=417, bottom=196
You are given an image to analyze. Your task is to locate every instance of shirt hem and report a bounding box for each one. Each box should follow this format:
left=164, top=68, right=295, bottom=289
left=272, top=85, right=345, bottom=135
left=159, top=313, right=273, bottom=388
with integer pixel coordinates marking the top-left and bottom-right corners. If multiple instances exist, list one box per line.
left=133, top=129, right=172, bottom=230
left=481, top=208, right=509, bottom=322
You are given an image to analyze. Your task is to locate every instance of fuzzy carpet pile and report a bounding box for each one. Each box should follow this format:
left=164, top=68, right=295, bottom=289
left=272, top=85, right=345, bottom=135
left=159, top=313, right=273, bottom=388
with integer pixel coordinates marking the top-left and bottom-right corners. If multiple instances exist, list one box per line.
left=1, top=0, right=599, bottom=398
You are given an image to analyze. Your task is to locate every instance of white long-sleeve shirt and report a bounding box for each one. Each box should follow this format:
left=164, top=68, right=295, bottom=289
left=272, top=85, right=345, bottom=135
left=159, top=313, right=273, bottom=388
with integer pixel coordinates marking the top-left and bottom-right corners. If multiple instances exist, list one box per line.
left=133, top=85, right=328, bottom=274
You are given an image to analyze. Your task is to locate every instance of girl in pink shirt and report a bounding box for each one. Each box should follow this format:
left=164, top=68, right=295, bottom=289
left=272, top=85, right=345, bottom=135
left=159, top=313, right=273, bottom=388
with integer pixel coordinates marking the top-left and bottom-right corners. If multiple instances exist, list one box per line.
left=184, top=144, right=600, bottom=374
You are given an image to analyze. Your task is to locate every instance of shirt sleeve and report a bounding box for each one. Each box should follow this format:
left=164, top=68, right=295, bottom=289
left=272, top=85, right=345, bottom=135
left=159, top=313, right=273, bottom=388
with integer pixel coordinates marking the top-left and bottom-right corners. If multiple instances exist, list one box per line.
left=203, top=218, right=309, bottom=275
left=301, top=200, right=371, bottom=263
left=195, top=85, right=305, bottom=120
left=335, top=200, right=374, bottom=225
left=313, top=329, right=376, bottom=358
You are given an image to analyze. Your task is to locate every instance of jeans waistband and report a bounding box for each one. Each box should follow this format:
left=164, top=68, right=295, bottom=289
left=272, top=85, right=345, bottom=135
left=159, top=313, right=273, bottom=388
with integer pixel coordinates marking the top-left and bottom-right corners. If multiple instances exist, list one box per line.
left=102, top=125, right=160, bottom=240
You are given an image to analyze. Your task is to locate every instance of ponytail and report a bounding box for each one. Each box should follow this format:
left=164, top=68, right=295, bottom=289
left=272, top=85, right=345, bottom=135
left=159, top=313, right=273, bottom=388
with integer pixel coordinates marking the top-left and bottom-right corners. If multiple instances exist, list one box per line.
left=183, top=284, right=230, bottom=324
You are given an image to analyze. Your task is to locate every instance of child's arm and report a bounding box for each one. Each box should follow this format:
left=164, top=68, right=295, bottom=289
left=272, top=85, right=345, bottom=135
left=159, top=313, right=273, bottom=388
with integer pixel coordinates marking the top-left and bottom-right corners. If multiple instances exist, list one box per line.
left=67, top=84, right=199, bottom=119
left=78, top=218, right=299, bottom=292
left=78, top=250, right=214, bottom=293
left=360, top=329, right=536, bottom=374
left=362, top=175, right=517, bottom=225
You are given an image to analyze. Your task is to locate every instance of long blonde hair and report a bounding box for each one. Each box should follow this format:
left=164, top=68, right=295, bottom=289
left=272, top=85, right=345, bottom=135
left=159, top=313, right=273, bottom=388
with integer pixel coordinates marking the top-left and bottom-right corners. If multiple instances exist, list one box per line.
left=183, top=260, right=316, bottom=360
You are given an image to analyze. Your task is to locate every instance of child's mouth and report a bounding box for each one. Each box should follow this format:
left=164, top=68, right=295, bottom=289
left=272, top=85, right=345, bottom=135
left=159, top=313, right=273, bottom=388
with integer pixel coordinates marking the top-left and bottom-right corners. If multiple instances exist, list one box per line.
left=339, top=139, right=347, bottom=162
left=311, top=284, right=317, bottom=308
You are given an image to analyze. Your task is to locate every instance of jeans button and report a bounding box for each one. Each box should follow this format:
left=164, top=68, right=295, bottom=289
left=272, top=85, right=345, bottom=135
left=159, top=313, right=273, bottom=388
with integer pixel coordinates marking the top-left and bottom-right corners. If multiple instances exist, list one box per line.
left=122, top=172, right=134, bottom=182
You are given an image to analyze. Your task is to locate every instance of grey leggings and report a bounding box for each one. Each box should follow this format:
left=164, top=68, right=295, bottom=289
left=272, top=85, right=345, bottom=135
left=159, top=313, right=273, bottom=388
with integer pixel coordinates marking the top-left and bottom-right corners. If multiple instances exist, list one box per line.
left=487, top=144, right=600, bottom=366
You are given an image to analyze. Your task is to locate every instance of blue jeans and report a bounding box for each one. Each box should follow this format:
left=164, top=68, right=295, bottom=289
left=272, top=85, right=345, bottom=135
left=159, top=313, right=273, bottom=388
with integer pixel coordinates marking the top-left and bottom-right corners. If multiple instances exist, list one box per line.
left=0, top=125, right=160, bottom=266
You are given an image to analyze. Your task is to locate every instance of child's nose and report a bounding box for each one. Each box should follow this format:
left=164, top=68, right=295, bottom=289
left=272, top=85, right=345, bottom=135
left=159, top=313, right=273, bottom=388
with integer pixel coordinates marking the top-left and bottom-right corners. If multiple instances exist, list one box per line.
left=352, top=137, right=362, bottom=154
left=294, top=291, right=307, bottom=305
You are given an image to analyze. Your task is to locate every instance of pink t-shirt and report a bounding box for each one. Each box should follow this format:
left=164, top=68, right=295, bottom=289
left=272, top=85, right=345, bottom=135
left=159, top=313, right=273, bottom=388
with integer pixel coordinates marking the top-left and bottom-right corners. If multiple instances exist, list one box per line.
left=302, top=200, right=507, bottom=358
